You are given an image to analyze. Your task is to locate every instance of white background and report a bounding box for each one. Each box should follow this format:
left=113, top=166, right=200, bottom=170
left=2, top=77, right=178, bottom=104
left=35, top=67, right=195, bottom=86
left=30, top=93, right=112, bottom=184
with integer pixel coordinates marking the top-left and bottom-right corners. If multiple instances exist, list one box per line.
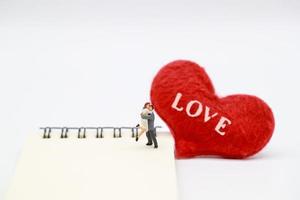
left=0, top=0, right=299, bottom=199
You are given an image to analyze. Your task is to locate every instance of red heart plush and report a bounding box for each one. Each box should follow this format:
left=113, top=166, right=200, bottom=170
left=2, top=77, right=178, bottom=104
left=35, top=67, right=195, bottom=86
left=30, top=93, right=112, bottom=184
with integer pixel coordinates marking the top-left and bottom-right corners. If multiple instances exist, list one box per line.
left=151, top=60, right=275, bottom=159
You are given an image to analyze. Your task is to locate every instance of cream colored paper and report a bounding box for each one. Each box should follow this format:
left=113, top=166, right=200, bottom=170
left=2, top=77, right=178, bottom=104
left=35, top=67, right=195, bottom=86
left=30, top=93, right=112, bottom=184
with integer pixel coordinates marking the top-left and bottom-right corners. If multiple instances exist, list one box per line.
left=6, top=132, right=178, bottom=200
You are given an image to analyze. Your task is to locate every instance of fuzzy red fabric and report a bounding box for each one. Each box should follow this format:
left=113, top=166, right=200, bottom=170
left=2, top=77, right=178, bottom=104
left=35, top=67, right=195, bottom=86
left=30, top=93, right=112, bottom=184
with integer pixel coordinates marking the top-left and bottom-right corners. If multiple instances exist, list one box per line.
left=151, top=60, right=275, bottom=159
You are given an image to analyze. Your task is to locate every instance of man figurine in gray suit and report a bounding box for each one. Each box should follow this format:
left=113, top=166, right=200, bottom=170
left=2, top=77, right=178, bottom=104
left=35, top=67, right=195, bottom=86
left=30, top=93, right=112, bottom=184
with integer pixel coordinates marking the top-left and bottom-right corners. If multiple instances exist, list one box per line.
left=141, top=103, right=158, bottom=148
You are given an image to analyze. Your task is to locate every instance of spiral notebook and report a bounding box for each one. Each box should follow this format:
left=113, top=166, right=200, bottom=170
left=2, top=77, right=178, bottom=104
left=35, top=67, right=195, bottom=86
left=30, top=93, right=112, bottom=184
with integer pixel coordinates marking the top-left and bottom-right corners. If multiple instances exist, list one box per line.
left=5, top=127, right=178, bottom=200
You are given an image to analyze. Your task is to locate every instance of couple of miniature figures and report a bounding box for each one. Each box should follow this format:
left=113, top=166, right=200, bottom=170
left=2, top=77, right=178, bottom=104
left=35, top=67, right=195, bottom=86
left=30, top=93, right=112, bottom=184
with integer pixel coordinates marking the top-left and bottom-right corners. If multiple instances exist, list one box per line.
left=136, top=102, right=158, bottom=148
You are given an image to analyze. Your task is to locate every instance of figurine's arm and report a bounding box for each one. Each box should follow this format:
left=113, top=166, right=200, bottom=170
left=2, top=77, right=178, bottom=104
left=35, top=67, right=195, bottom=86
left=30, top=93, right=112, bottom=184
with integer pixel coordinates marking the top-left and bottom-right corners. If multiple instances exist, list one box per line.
left=141, top=112, right=154, bottom=120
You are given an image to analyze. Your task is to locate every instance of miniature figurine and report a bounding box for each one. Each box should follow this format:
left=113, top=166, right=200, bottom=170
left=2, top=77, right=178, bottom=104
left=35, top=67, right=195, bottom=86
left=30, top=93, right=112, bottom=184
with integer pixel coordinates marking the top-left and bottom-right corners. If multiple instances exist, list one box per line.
left=136, top=103, right=158, bottom=148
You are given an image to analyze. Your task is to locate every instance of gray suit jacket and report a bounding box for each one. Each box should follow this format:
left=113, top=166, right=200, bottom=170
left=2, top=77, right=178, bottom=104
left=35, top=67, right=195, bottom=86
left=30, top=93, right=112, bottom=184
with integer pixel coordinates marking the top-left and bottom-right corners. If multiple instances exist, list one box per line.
left=141, top=112, right=155, bottom=131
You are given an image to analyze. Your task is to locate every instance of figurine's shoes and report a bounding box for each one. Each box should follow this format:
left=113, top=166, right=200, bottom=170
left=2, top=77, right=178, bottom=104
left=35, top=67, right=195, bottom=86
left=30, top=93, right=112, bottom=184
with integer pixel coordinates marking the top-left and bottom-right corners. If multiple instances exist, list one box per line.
left=135, top=136, right=139, bottom=142
left=146, top=143, right=152, bottom=146
left=154, top=145, right=158, bottom=148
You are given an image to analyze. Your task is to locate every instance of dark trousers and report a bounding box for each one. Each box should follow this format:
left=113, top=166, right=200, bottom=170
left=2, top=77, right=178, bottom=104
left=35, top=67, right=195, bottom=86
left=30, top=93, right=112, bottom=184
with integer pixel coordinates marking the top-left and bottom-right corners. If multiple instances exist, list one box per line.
left=146, top=129, right=158, bottom=147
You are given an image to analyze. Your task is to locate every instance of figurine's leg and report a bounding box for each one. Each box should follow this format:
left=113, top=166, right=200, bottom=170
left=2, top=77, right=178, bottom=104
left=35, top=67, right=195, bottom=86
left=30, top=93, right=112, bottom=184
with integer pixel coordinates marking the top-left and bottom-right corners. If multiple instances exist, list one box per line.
left=150, top=130, right=158, bottom=148
left=146, top=131, right=152, bottom=145
left=138, top=127, right=146, bottom=137
left=136, top=127, right=146, bottom=141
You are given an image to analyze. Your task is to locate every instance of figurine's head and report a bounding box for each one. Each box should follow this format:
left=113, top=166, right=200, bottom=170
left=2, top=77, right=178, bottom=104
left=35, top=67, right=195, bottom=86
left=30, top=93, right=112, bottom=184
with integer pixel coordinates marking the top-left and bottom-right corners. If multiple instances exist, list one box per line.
left=143, top=102, right=151, bottom=109
left=149, top=104, right=154, bottom=111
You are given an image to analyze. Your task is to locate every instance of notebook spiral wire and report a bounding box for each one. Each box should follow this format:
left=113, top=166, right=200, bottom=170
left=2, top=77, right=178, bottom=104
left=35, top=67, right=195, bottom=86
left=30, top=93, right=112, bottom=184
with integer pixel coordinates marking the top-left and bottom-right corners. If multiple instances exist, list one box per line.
left=40, top=126, right=162, bottom=139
